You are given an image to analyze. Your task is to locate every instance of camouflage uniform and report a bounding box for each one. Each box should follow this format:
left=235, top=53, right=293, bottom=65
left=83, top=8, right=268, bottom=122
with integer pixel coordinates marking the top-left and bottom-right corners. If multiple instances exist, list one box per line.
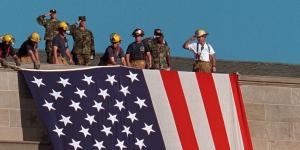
left=149, top=41, right=170, bottom=70
left=37, top=15, right=60, bottom=63
left=69, top=24, right=95, bottom=66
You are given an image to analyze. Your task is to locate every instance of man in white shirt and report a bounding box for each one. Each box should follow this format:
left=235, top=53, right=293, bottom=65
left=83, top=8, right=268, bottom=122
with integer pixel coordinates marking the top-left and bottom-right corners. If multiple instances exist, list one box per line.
left=182, top=29, right=217, bottom=72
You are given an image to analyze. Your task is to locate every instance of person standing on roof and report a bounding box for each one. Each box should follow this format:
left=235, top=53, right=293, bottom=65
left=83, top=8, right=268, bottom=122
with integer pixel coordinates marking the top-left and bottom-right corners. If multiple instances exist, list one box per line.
left=52, top=22, right=73, bottom=65
left=148, top=32, right=171, bottom=70
left=37, top=9, right=60, bottom=63
left=0, top=34, right=20, bottom=67
left=183, top=29, right=216, bottom=72
left=99, top=33, right=126, bottom=66
left=126, top=28, right=152, bottom=69
left=69, top=16, right=95, bottom=66
left=17, top=32, right=41, bottom=69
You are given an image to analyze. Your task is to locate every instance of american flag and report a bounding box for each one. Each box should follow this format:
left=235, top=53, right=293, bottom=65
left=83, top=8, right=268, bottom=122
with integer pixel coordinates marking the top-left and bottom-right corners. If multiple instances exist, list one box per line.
left=21, top=66, right=253, bottom=150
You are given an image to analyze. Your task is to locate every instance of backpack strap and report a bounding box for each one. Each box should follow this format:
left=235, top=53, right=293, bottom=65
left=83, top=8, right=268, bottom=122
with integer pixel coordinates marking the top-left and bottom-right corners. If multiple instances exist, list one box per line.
left=195, top=43, right=200, bottom=60
left=206, top=43, right=211, bottom=53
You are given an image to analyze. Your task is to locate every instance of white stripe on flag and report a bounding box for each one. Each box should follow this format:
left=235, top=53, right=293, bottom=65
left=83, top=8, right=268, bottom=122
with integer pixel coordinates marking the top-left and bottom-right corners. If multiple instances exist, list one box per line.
left=143, top=70, right=182, bottom=150
left=212, top=74, right=245, bottom=150
left=179, top=71, right=216, bottom=150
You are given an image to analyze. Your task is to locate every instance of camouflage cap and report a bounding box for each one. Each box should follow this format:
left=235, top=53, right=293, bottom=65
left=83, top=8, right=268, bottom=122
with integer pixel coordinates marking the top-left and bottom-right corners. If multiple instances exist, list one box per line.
left=154, top=28, right=162, bottom=36
left=50, top=9, right=56, bottom=14
left=78, top=16, right=86, bottom=21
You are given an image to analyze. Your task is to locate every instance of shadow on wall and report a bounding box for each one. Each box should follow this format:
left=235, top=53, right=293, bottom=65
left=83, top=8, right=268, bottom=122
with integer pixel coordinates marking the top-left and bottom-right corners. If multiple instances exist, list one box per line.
left=17, top=72, right=52, bottom=150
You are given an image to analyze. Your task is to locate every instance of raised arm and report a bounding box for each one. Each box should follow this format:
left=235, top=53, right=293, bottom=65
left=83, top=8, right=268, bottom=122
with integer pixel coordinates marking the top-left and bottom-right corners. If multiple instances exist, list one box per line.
left=182, top=35, right=195, bottom=49
left=37, top=13, right=50, bottom=27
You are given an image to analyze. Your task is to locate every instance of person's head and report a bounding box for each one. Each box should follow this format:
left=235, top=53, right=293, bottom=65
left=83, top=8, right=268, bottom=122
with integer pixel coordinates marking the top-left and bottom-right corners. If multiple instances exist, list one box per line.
left=110, top=33, right=121, bottom=48
left=29, top=32, right=40, bottom=46
left=49, top=9, right=57, bottom=19
left=132, top=28, right=144, bottom=43
left=195, top=29, right=208, bottom=44
left=58, top=21, right=68, bottom=34
left=156, top=33, right=164, bottom=44
left=2, top=34, right=14, bottom=45
left=78, top=16, right=86, bottom=28
left=154, top=28, right=162, bottom=36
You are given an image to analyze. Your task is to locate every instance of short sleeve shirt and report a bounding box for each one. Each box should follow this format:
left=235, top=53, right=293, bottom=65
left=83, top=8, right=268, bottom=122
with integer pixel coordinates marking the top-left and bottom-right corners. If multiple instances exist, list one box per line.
left=187, top=42, right=215, bottom=62
left=0, top=43, right=15, bottom=58
left=53, top=35, right=68, bottom=57
left=102, top=46, right=124, bottom=63
left=126, top=42, right=149, bottom=60
left=18, top=40, right=37, bottom=56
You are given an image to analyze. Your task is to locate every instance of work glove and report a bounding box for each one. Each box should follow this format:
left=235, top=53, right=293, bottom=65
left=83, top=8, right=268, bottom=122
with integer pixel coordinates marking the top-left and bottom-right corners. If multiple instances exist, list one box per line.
left=34, top=62, right=40, bottom=69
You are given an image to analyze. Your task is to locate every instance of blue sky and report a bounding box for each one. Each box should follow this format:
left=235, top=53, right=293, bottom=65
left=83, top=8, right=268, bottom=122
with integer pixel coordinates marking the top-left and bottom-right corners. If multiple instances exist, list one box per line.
left=1, top=0, right=300, bottom=64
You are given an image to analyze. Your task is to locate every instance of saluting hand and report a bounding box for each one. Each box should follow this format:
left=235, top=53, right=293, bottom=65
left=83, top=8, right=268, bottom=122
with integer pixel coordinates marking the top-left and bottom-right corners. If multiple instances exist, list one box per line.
left=44, top=12, right=51, bottom=16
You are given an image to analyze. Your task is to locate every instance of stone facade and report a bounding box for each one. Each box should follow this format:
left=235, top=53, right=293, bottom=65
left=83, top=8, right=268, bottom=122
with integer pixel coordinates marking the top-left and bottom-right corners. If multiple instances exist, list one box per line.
left=240, top=75, right=300, bottom=150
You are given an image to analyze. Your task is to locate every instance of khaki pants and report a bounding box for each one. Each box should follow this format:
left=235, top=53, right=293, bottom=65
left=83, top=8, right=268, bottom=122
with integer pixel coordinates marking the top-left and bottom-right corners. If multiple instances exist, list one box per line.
left=193, top=61, right=212, bottom=73
left=52, top=56, right=68, bottom=65
left=19, top=56, right=33, bottom=64
left=131, top=60, right=146, bottom=69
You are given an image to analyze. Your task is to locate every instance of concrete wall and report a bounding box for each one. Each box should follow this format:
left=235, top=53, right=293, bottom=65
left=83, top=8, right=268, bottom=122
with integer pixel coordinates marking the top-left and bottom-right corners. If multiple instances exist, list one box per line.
left=0, top=69, right=51, bottom=150
left=240, top=75, right=300, bottom=150
left=0, top=67, right=300, bottom=150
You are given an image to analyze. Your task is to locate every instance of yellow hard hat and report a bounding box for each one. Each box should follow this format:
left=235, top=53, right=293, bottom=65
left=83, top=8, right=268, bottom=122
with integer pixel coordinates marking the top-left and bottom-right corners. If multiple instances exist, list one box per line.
left=30, top=32, right=40, bottom=43
left=58, top=21, right=68, bottom=31
left=195, top=29, right=208, bottom=37
left=2, top=34, right=14, bottom=43
left=110, top=33, right=121, bottom=43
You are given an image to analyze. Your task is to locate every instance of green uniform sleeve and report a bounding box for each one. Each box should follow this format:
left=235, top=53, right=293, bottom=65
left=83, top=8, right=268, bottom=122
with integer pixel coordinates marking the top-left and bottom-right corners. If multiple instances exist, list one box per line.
left=90, top=31, right=96, bottom=56
left=37, top=15, right=47, bottom=27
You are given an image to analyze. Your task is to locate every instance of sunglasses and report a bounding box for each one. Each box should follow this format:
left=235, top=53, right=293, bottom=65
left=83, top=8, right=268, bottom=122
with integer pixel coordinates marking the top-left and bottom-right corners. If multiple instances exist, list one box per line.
left=197, top=36, right=206, bottom=39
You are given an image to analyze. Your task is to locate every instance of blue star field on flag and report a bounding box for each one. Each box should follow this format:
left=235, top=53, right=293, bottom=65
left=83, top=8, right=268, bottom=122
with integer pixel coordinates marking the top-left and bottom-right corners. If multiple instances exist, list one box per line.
left=21, top=67, right=166, bottom=150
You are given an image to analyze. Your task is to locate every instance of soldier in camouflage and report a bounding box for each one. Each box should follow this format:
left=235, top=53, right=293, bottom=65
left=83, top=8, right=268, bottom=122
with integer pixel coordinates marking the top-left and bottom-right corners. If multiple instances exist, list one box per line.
left=69, top=16, right=95, bottom=66
left=37, top=9, right=60, bottom=63
left=149, top=33, right=171, bottom=70
left=143, top=28, right=168, bottom=50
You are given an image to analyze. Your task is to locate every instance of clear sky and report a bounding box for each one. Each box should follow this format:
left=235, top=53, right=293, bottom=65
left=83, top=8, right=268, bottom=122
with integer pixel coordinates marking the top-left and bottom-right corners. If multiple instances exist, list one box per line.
left=1, top=0, right=300, bottom=64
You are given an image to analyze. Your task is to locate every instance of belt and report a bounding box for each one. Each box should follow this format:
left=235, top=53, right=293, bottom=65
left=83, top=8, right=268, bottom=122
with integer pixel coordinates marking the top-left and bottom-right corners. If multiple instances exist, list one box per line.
left=195, top=60, right=210, bottom=62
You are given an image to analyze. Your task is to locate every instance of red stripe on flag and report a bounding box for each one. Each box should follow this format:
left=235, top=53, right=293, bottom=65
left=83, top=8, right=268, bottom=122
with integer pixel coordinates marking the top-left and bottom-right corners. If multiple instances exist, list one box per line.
left=230, top=74, right=253, bottom=150
left=195, top=73, right=231, bottom=150
left=160, top=70, right=199, bottom=150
